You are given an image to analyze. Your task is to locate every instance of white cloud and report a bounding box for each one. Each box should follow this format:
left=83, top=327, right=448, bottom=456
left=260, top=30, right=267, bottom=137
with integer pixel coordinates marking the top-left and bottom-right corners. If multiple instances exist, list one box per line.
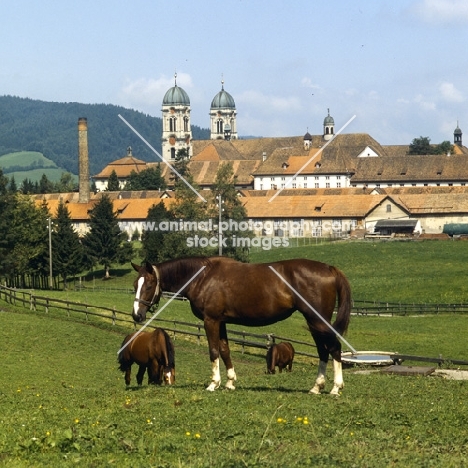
left=410, top=0, right=468, bottom=24
left=301, top=77, right=321, bottom=90
left=237, top=90, right=302, bottom=113
left=118, top=73, right=194, bottom=113
left=414, top=94, right=436, bottom=111
left=439, top=82, right=465, bottom=103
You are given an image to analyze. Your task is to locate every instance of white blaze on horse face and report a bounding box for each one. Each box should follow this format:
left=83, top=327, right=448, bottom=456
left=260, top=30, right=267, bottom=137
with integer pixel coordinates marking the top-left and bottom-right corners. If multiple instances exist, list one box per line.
left=133, top=276, right=145, bottom=317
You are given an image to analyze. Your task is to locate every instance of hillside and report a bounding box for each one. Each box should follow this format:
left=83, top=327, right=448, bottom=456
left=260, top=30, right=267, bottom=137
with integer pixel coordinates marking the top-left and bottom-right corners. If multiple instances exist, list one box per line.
left=0, top=95, right=210, bottom=176
left=0, top=151, right=74, bottom=183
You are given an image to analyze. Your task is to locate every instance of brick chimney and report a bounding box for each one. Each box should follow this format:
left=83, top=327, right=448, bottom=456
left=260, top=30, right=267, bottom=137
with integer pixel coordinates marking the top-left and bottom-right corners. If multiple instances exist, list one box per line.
left=78, top=117, right=90, bottom=203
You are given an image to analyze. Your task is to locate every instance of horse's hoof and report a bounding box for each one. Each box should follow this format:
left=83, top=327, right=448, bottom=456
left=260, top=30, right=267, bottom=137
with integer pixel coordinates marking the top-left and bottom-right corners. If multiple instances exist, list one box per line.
left=330, top=386, right=342, bottom=396
left=309, top=386, right=321, bottom=395
left=206, top=381, right=220, bottom=391
left=225, top=381, right=236, bottom=390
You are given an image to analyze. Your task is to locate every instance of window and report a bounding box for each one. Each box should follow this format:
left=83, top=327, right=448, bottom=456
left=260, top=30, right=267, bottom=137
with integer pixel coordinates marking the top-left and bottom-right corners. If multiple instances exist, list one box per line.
left=337, top=182, right=341, bottom=188
left=315, top=183, right=319, bottom=188
left=169, top=117, right=177, bottom=132
left=184, top=117, right=189, bottom=132
left=170, top=147, right=176, bottom=159
left=216, top=119, right=223, bottom=134
left=292, top=183, right=297, bottom=189
left=386, top=204, right=392, bottom=213
left=325, top=183, right=330, bottom=188
left=304, top=183, right=307, bottom=189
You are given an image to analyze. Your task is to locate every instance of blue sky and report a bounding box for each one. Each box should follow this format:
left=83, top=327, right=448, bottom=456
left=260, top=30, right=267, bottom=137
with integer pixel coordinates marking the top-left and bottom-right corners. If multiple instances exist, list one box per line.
left=1, top=0, right=467, bottom=146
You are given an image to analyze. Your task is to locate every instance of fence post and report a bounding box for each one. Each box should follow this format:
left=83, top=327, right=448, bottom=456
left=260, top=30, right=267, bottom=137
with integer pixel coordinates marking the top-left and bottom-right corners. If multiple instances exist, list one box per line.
left=112, top=307, right=116, bottom=325
left=45, top=298, right=49, bottom=314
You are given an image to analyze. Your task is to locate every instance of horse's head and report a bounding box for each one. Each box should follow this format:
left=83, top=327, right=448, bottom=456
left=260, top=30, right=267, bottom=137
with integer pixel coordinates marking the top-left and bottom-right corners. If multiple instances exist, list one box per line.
left=163, top=367, right=175, bottom=385
left=131, top=261, right=162, bottom=323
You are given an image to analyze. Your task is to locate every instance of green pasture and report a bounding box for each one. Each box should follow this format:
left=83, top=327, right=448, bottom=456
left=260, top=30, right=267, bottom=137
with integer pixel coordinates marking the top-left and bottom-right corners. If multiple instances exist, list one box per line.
left=1, top=239, right=468, bottom=466
left=65, top=238, right=468, bottom=303
left=0, top=151, right=75, bottom=183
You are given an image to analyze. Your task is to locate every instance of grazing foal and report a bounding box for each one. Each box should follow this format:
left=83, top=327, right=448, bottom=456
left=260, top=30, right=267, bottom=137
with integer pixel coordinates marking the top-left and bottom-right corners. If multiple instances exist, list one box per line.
left=266, top=342, right=295, bottom=374
left=118, top=328, right=175, bottom=386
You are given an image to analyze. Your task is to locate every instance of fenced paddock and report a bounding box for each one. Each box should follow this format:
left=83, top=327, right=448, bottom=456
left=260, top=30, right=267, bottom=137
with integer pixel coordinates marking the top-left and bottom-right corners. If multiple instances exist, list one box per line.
left=0, top=284, right=320, bottom=359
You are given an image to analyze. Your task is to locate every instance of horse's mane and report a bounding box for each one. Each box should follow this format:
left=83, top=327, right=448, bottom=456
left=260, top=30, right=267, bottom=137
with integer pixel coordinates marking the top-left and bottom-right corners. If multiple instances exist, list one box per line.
left=158, top=256, right=213, bottom=287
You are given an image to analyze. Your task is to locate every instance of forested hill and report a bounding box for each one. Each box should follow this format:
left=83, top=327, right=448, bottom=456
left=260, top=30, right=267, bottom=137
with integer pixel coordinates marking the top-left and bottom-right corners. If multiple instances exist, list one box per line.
left=0, top=95, right=210, bottom=176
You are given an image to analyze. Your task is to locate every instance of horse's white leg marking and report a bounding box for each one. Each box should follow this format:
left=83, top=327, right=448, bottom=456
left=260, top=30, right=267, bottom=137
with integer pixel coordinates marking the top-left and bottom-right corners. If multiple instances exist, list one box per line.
left=309, top=360, right=327, bottom=394
left=133, top=277, right=145, bottom=316
left=206, top=358, right=221, bottom=391
left=225, top=367, right=237, bottom=390
left=330, top=359, right=344, bottom=396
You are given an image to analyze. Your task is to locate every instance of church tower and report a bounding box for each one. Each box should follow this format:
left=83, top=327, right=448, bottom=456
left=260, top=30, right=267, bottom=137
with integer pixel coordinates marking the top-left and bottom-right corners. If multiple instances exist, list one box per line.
left=323, top=109, right=335, bottom=141
left=210, top=79, right=238, bottom=140
left=454, top=122, right=463, bottom=147
left=161, top=73, right=192, bottom=161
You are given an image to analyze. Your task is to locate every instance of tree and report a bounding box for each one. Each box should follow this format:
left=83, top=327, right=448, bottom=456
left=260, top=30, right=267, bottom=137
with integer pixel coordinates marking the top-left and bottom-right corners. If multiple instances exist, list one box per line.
left=209, top=163, right=252, bottom=261
left=124, top=166, right=167, bottom=191
left=55, top=172, right=77, bottom=193
left=409, top=136, right=432, bottom=155
left=82, top=194, right=133, bottom=278
left=39, top=174, right=54, bottom=194
left=409, top=136, right=454, bottom=155
left=0, top=194, right=49, bottom=286
left=0, top=168, right=8, bottom=195
left=52, top=200, right=84, bottom=289
left=140, top=201, right=175, bottom=263
left=106, top=170, right=120, bottom=191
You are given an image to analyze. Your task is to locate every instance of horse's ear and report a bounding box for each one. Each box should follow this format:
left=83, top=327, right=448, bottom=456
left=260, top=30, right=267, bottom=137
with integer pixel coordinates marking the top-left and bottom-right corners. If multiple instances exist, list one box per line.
left=131, top=262, right=141, bottom=273
left=145, top=261, right=154, bottom=274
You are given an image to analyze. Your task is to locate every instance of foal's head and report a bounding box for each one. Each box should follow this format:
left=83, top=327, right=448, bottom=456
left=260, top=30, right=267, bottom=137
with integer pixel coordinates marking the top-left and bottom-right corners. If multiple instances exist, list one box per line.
left=131, top=261, right=161, bottom=323
left=163, top=367, right=176, bottom=385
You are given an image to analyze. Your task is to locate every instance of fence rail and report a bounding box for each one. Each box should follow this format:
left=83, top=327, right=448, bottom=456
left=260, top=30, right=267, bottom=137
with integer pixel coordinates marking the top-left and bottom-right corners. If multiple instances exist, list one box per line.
left=0, top=284, right=318, bottom=359
left=2, top=285, right=468, bottom=365
left=353, top=300, right=468, bottom=315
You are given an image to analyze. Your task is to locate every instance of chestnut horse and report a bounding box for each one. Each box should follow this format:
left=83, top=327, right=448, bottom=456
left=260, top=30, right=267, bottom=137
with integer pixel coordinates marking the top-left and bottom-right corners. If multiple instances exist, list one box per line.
left=131, top=256, right=351, bottom=395
left=266, top=342, right=295, bottom=374
left=118, top=328, right=175, bottom=386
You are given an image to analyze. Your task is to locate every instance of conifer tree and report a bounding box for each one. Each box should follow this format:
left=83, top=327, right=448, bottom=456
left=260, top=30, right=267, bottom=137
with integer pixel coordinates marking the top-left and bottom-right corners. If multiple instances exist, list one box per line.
left=106, top=170, right=120, bottom=191
left=82, top=194, right=133, bottom=278
left=52, top=200, right=84, bottom=288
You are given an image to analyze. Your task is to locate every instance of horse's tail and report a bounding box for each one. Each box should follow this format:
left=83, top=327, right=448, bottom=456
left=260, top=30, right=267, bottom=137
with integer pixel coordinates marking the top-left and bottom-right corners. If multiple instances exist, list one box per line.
left=331, top=266, right=352, bottom=336
left=162, top=329, right=175, bottom=370
left=266, top=345, right=275, bottom=373
left=118, top=335, right=131, bottom=371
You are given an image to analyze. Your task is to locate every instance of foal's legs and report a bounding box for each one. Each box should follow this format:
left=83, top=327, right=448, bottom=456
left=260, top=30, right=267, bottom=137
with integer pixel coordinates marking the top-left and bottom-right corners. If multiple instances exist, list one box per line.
left=220, top=322, right=236, bottom=390
left=136, top=364, right=146, bottom=386
left=124, top=367, right=132, bottom=386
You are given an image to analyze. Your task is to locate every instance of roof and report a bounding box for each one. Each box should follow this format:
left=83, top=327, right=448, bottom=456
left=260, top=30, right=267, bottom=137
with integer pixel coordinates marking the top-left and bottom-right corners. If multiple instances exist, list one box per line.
left=374, top=219, right=418, bottom=229
left=241, top=189, right=387, bottom=219
left=211, top=87, right=236, bottom=109
left=93, top=155, right=148, bottom=179
left=352, top=153, right=468, bottom=183
left=162, top=85, right=190, bottom=106
left=34, top=191, right=174, bottom=221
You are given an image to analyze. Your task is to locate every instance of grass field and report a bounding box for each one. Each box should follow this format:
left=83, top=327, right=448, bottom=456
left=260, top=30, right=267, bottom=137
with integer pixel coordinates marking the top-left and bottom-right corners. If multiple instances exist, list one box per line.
left=1, top=240, right=468, bottom=466
left=0, top=151, right=76, bottom=183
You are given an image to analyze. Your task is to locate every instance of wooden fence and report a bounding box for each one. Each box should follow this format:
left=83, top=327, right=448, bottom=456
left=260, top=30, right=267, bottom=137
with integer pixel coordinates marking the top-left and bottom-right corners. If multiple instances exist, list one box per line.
left=0, top=284, right=319, bottom=359
left=3, top=284, right=468, bottom=366
left=353, top=300, right=468, bottom=316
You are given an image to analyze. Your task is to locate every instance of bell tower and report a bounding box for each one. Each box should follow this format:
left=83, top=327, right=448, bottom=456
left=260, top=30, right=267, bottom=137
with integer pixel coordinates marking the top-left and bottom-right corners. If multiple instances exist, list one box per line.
left=161, top=73, right=192, bottom=162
